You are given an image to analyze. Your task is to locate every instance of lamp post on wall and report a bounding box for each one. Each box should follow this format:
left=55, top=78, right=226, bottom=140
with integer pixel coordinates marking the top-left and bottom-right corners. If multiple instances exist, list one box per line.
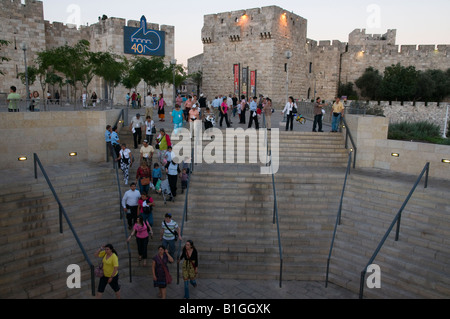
left=283, top=50, right=292, bottom=122
left=171, top=59, right=177, bottom=108
left=20, top=42, right=30, bottom=112
left=443, top=105, right=449, bottom=138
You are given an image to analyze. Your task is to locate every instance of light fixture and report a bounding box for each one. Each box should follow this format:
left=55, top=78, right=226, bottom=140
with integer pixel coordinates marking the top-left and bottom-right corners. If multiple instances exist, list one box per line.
left=391, top=153, right=400, bottom=157
left=442, top=159, right=450, bottom=164
left=18, top=156, right=27, bottom=161
left=69, top=152, right=78, bottom=157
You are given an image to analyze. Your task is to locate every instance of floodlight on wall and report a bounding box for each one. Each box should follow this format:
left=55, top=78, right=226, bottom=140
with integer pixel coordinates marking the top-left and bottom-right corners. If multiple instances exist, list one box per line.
left=442, top=159, right=450, bottom=164
left=69, top=152, right=78, bottom=157
left=18, top=156, right=27, bottom=162
left=391, top=153, right=400, bottom=158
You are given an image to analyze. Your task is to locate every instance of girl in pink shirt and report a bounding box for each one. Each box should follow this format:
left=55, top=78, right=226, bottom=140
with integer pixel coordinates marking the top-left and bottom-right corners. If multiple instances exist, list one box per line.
left=127, top=216, right=152, bottom=266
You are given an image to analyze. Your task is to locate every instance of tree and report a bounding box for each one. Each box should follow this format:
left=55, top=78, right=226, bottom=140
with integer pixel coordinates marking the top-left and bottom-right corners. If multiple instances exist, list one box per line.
left=0, top=40, right=10, bottom=76
left=415, top=70, right=436, bottom=102
left=47, top=39, right=92, bottom=103
left=93, top=52, right=126, bottom=103
left=355, top=67, right=383, bottom=100
left=338, top=82, right=358, bottom=100
left=381, top=63, right=418, bottom=101
left=189, top=70, right=202, bottom=96
left=121, top=57, right=141, bottom=92
left=423, top=69, right=450, bottom=102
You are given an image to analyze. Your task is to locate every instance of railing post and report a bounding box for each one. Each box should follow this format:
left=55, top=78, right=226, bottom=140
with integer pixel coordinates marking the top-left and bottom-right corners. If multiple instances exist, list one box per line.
left=34, top=153, right=38, bottom=179
left=59, top=205, right=63, bottom=234
left=359, top=270, right=366, bottom=299
left=90, top=265, right=96, bottom=297
left=424, top=163, right=429, bottom=189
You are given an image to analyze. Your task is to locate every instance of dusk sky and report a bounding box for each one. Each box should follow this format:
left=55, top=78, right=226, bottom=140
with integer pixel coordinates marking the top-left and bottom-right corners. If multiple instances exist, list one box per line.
left=41, top=0, right=450, bottom=66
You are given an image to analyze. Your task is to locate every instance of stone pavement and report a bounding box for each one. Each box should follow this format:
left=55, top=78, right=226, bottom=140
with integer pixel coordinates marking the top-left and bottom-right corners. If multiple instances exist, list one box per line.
left=97, top=274, right=358, bottom=300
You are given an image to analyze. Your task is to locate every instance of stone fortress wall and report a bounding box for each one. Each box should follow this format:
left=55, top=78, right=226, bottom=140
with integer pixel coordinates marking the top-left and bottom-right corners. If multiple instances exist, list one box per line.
left=190, top=5, right=450, bottom=108
left=1, top=0, right=175, bottom=105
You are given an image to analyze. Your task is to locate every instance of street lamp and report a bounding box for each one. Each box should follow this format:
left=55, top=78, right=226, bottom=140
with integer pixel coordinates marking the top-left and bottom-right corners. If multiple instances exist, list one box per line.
left=171, top=58, right=177, bottom=108
left=20, top=42, right=30, bottom=112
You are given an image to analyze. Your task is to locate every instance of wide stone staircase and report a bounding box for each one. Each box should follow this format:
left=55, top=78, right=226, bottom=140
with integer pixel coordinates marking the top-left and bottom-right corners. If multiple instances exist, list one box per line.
left=1, top=119, right=449, bottom=299
left=180, top=130, right=349, bottom=282
left=327, top=169, right=450, bottom=298
left=0, top=162, right=127, bottom=298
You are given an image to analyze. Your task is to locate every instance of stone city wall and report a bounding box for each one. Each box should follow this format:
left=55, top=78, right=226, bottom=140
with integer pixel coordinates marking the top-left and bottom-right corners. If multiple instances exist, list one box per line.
left=348, top=100, right=450, bottom=133
left=1, top=0, right=176, bottom=106
left=0, top=109, right=122, bottom=170
left=344, top=115, right=450, bottom=180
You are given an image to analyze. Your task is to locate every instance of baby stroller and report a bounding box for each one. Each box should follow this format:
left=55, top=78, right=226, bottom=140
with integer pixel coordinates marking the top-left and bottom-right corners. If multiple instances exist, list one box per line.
left=204, top=114, right=216, bottom=130
left=157, top=178, right=173, bottom=204
left=295, top=113, right=306, bottom=124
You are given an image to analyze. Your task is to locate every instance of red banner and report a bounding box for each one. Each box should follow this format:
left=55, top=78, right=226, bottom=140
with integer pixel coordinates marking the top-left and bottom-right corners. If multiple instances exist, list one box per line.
left=233, top=64, right=240, bottom=96
left=250, top=70, right=256, bottom=97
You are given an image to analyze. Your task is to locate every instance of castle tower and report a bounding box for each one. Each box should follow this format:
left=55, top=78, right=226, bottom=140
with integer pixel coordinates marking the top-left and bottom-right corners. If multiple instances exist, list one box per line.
left=200, top=6, right=309, bottom=107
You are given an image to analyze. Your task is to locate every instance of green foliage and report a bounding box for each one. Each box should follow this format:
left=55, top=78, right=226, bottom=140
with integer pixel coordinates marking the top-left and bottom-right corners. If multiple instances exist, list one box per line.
left=388, top=121, right=449, bottom=144
left=381, top=64, right=419, bottom=101
left=338, top=82, right=358, bottom=100
left=356, top=64, right=450, bottom=102
left=0, top=39, right=10, bottom=76
left=355, top=67, right=383, bottom=100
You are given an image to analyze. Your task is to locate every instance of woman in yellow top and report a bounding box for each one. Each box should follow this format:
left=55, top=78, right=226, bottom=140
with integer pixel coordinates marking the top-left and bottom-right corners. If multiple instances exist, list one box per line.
left=95, top=244, right=121, bottom=299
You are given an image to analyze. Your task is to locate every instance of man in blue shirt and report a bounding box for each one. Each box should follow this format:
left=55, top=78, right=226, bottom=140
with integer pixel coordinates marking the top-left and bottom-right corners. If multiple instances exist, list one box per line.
left=105, top=125, right=114, bottom=160
left=111, top=126, right=121, bottom=159
left=248, top=96, right=259, bottom=129
left=211, top=96, right=221, bottom=119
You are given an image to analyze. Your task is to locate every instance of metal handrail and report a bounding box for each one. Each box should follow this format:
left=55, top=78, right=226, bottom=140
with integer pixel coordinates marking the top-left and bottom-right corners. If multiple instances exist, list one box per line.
left=176, top=147, right=195, bottom=284
left=107, top=108, right=127, bottom=163
left=341, top=117, right=357, bottom=169
left=358, top=162, right=430, bottom=299
left=265, top=126, right=283, bottom=288
left=325, top=150, right=353, bottom=288
left=111, top=145, right=133, bottom=283
left=33, top=153, right=96, bottom=296
left=269, top=151, right=283, bottom=288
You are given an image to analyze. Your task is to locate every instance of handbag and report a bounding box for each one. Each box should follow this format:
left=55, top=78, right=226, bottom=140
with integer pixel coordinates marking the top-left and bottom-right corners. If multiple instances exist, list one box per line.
left=151, top=126, right=157, bottom=134
left=95, top=261, right=104, bottom=278
left=164, top=221, right=178, bottom=241
left=158, top=256, right=172, bottom=284
left=141, top=177, right=150, bottom=186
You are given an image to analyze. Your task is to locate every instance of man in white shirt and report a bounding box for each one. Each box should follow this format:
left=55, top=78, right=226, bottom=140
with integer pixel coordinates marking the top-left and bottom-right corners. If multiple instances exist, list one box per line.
left=130, top=113, right=145, bottom=149
left=140, top=140, right=154, bottom=167
left=122, top=183, right=141, bottom=229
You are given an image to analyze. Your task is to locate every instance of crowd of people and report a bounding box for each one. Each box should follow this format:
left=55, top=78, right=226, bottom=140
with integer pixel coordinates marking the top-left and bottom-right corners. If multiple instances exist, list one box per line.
left=98, top=92, right=347, bottom=299
left=102, top=111, right=198, bottom=300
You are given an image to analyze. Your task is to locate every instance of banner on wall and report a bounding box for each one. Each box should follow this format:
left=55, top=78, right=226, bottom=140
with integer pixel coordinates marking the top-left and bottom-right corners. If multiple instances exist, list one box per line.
left=242, top=67, right=248, bottom=100
left=124, top=15, right=166, bottom=56
left=233, top=64, right=240, bottom=97
left=250, top=70, right=257, bottom=98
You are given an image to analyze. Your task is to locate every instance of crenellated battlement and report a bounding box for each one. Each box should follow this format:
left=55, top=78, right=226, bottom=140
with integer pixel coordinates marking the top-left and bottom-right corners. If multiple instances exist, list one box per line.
left=0, top=0, right=44, bottom=19
left=202, top=5, right=307, bottom=44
